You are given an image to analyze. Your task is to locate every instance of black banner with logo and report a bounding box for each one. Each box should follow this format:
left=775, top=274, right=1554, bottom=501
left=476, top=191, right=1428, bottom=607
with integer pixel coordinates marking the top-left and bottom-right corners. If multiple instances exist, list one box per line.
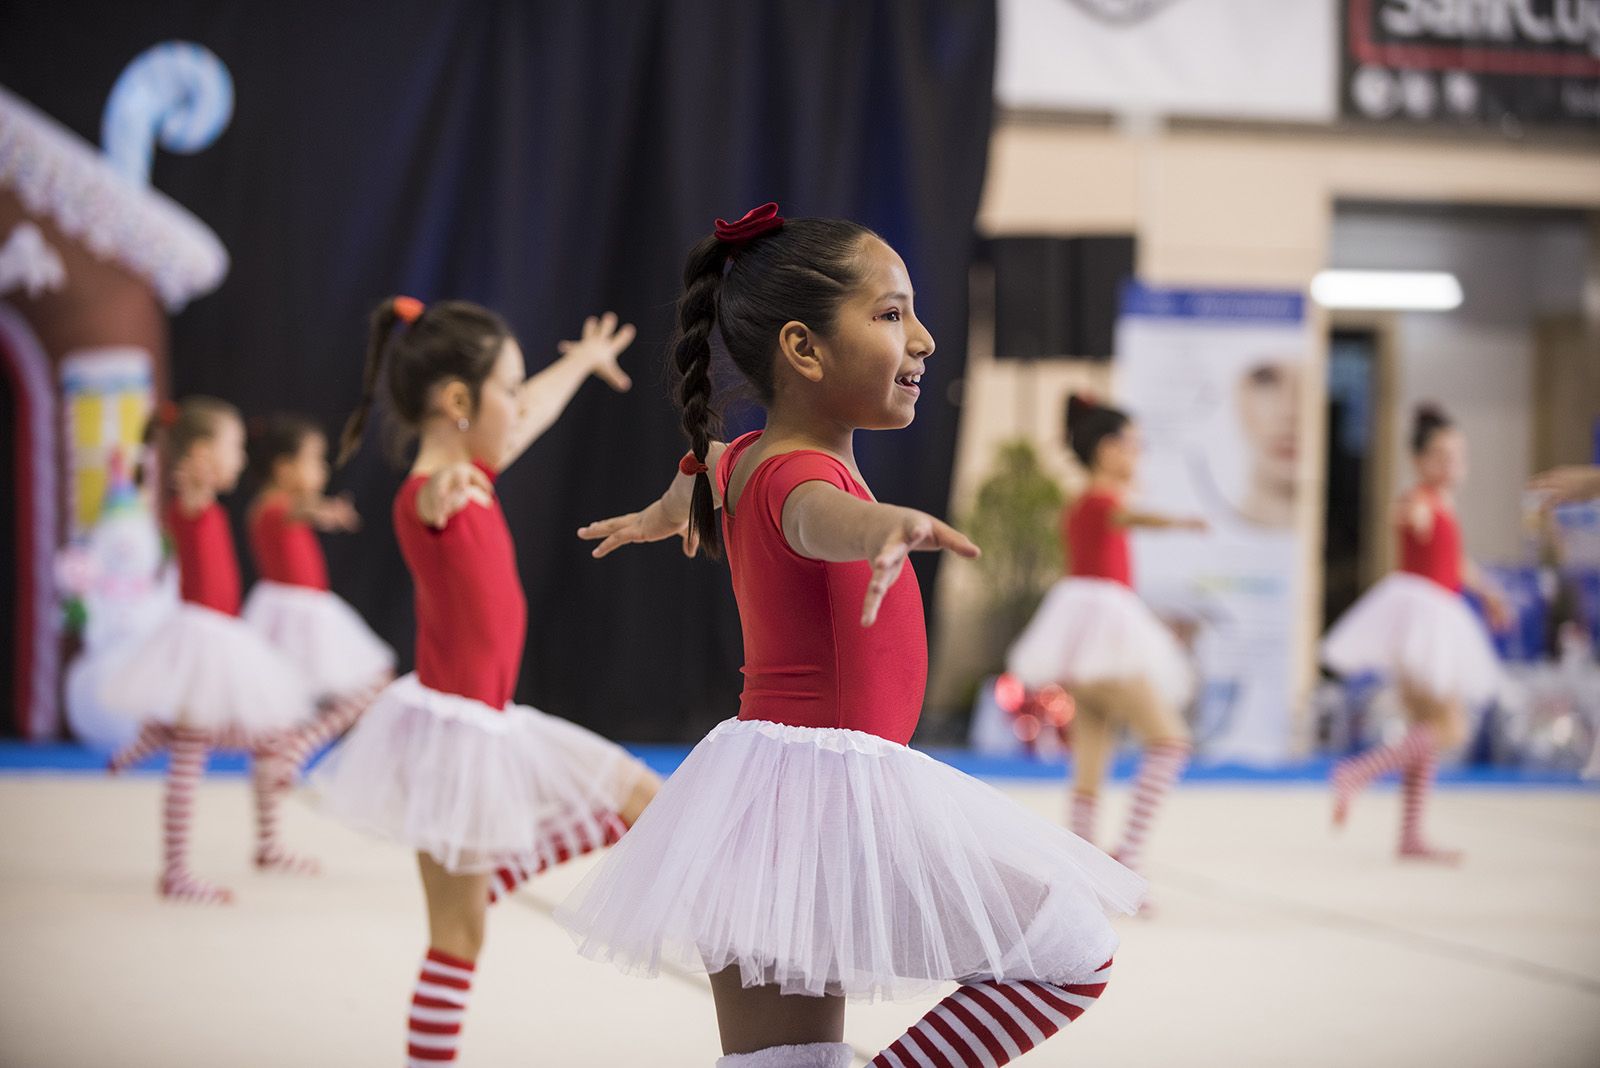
left=1342, top=0, right=1600, bottom=129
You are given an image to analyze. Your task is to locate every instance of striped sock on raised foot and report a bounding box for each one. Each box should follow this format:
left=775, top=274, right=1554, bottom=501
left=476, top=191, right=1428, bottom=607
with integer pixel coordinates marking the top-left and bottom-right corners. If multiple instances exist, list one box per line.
left=869, top=959, right=1113, bottom=1067
left=487, top=810, right=628, bottom=905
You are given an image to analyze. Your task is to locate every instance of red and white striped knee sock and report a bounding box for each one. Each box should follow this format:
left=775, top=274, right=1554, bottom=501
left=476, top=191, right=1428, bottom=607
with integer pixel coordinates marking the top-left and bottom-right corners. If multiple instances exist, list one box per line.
left=487, top=809, right=628, bottom=904
left=108, top=720, right=173, bottom=773
left=252, top=748, right=320, bottom=874
left=869, top=959, right=1113, bottom=1067
left=1332, top=724, right=1436, bottom=827
left=277, top=675, right=388, bottom=772
left=1068, top=791, right=1098, bottom=845
left=160, top=729, right=232, bottom=904
left=1398, top=741, right=1460, bottom=862
left=407, top=948, right=475, bottom=1066
left=1113, top=741, right=1190, bottom=872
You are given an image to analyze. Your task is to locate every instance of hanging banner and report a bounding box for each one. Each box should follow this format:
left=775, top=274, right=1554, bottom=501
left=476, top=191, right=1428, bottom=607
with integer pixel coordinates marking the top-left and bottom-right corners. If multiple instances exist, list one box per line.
left=997, top=0, right=1338, bottom=122
left=1115, top=283, right=1309, bottom=764
left=1343, top=0, right=1600, bottom=128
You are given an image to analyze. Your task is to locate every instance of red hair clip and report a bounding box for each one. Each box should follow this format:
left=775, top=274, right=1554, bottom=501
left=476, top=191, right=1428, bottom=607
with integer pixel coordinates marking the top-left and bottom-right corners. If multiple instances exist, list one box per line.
left=714, top=202, right=784, bottom=247
left=678, top=452, right=708, bottom=477
left=393, top=295, right=425, bottom=325
left=156, top=399, right=180, bottom=427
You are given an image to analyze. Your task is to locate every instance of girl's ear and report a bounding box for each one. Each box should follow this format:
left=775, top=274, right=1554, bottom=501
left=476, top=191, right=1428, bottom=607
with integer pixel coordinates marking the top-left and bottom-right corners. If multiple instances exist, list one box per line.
left=776, top=320, right=824, bottom=383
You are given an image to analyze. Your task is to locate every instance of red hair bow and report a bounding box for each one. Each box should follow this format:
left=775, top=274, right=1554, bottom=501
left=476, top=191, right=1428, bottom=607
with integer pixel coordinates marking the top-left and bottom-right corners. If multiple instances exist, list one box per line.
left=393, top=295, right=425, bottom=324
left=714, top=202, right=784, bottom=246
left=679, top=452, right=708, bottom=477
left=156, top=399, right=180, bottom=427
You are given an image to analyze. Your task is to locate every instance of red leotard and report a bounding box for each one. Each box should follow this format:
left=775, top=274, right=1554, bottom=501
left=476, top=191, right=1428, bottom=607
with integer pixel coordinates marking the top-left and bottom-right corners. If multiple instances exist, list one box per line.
left=1065, top=489, right=1131, bottom=587
left=1399, top=490, right=1463, bottom=593
left=248, top=495, right=330, bottom=591
left=165, top=500, right=242, bottom=616
left=393, top=462, right=527, bottom=709
left=718, top=432, right=927, bottom=746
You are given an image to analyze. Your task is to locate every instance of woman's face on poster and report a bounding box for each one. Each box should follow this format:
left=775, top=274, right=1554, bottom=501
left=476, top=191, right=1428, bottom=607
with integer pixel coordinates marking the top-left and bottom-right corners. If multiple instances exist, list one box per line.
left=1236, top=359, right=1300, bottom=486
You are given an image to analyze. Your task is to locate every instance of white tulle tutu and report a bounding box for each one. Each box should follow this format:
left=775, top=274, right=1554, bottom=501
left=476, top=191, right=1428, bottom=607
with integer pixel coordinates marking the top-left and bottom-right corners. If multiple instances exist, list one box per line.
left=556, top=717, right=1144, bottom=1002
left=312, top=674, right=644, bottom=873
left=242, top=581, right=394, bottom=698
left=1322, top=572, right=1504, bottom=706
left=96, top=603, right=314, bottom=735
left=1006, top=578, right=1195, bottom=708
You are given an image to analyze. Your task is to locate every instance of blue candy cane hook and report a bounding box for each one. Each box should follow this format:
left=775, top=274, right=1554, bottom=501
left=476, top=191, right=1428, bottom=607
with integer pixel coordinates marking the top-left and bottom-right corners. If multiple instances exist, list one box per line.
left=102, top=41, right=234, bottom=184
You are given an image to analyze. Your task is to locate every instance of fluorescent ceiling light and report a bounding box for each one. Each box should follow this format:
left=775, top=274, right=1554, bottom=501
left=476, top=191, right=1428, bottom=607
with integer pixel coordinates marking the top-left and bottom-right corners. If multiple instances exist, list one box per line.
left=1311, top=270, right=1463, bottom=311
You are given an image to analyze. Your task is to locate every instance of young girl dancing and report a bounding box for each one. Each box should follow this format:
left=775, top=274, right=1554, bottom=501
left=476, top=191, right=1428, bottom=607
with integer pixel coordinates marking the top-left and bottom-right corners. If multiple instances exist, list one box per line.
left=1005, top=394, right=1204, bottom=892
left=243, top=414, right=395, bottom=805
left=103, top=397, right=316, bottom=901
left=1322, top=404, right=1511, bottom=862
left=313, top=297, right=660, bottom=1067
left=560, top=205, right=1144, bottom=1068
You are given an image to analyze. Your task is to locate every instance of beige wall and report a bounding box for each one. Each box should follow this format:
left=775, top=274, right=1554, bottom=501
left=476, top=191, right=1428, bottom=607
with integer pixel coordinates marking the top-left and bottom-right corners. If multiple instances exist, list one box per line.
left=937, top=115, right=1600, bottom=742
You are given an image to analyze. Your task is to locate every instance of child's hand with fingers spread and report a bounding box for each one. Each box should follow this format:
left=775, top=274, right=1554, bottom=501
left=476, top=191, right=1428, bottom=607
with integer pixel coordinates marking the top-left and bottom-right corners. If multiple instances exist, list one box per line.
left=580, top=498, right=696, bottom=558
left=559, top=312, right=637, bottom=393
left=862, top=509, right=979, bottom=627
left=418, top=463, right=494, bottom=529
left=310, top=493, right=361, bottom=533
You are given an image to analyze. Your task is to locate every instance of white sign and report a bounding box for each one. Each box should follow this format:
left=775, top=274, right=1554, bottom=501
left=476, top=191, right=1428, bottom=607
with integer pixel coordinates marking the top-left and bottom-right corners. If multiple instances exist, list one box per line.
left=997, top=0, right=1339, bottom=122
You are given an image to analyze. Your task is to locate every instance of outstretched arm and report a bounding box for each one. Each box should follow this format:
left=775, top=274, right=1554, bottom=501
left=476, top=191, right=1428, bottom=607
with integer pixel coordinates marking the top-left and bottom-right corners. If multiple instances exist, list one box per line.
left=502, top=313, right=637, bottom=469
left=1529, top=465, right=1600, bottom=507
left=782, top=482, right=980, bottom=626
left=293, top=494, right=362, bottom=533
left=579, top=442, right=729, bottom=558
left=1115, top=506, right=1207, bottom=532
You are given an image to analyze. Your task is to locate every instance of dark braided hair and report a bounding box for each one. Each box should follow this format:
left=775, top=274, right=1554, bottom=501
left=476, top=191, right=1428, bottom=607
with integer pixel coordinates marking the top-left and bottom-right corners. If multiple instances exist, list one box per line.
left=671, top=216, right=878, bottom=559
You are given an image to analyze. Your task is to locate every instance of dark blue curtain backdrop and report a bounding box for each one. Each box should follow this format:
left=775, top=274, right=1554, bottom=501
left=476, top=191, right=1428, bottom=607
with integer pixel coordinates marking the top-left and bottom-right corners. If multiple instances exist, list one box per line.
left=1, top=2, right=997, bottom=741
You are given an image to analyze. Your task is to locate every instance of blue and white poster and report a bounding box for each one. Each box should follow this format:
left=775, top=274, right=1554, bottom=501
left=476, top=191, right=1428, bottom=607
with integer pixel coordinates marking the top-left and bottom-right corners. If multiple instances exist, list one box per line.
left=1115, top=283, right=1310, bottom=764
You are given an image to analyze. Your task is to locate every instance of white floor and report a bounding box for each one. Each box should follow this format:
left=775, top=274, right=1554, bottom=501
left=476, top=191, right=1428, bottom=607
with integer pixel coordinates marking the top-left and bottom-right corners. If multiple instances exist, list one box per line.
left=1, top=774, right=1597, bottom=1067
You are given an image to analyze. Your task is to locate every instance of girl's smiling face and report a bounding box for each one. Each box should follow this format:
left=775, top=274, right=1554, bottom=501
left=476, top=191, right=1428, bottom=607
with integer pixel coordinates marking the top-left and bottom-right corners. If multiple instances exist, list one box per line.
left=810, top=237, right=936, bottom=430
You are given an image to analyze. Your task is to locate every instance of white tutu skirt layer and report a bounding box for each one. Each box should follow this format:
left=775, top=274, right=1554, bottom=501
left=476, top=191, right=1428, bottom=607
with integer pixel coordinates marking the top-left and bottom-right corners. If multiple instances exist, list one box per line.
left=556, top=717, right=1144, bottom=1002
left=312, top=674, right=644, bottom=874
left=242, top=581, right=395, bottom=698
left=97, top=603, right=313, bottom=734
left=1322, top=572, right=1503, bottom=706
left=1006, top=578, right=1194, bottom=708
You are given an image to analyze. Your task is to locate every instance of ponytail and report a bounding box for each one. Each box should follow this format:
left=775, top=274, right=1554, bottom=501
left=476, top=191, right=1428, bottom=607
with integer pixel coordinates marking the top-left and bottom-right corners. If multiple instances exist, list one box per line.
left=672, top=236, right=729, bottom=559
left=339, top=298, right=404, bottom=466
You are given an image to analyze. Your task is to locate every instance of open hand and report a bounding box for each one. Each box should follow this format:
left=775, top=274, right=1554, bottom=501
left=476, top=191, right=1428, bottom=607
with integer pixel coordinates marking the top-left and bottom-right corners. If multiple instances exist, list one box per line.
left=418, top=463, right=493, bottom=529
left=579, top=498, right=696, bottom=559
left=558, top=312, right=636, bottom=393
left=862, top=510, right=979, bottom=627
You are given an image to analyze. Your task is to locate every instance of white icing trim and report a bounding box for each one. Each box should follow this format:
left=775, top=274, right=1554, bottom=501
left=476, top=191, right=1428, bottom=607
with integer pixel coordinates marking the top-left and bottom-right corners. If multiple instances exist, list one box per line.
left=0, top=222, right=65, bottom=298
left=0, top=83, right=228, bottom=310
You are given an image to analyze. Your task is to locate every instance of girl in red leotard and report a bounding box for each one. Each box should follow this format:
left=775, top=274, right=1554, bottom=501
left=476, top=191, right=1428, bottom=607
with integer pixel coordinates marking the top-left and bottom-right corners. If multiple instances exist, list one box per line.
left=559, top=205, right=1143, bottom=1068
left=102, top=397, right=317, bottom=902
left=242, top=415, right=395, bottom=808
left=314, top=297, right=661, bottom=1068
left=1323, top=403, right=1511, bottom=862
left=1005, top=394, right=1205, bottom=898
